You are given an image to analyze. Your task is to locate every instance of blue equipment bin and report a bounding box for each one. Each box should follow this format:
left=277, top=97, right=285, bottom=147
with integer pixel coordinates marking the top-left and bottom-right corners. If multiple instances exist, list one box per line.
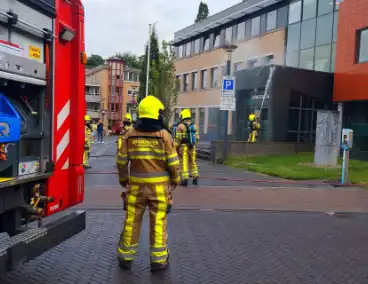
left=0, top=93, right=21, bottom=143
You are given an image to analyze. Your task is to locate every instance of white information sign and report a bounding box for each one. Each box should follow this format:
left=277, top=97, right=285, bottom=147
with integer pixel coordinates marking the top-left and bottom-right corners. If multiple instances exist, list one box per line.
left=220, top=76, right=236, bottom=111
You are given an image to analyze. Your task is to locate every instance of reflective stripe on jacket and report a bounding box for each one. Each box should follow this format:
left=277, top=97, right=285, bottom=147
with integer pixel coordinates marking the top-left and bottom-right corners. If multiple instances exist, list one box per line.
left=116, top=128, right=180, bottom=184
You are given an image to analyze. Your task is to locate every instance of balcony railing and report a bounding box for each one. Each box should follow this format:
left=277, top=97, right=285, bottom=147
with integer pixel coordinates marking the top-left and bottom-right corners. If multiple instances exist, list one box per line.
left=85, top=94, right=101, bottom=102
left=86, top=109, right=101, bottom=119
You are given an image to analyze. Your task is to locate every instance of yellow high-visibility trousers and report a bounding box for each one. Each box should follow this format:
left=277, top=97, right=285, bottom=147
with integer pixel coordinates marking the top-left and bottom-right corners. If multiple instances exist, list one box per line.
left=248, top=130, right=258, bottom=142
left=117, top=183, right=170, bottom=264
left=181, top=145, right=198, bottom=180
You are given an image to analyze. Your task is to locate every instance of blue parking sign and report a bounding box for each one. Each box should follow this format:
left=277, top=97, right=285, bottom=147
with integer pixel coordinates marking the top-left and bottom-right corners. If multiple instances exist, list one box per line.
left=222, top=76, right=235, bottom=97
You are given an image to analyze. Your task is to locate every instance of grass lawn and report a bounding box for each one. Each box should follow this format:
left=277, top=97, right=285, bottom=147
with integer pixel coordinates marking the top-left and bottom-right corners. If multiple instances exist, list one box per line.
left=225, top=152, right=368, bottom=185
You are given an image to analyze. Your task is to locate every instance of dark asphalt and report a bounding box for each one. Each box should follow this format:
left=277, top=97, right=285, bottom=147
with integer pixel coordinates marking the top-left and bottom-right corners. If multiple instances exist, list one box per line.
left=2, top=210, right=368, bottom=284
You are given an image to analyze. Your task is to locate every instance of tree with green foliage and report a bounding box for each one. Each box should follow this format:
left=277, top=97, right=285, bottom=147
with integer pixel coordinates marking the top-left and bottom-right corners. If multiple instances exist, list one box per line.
left=195, top=1, right=209, bottom=23
left=114, top=52, right=142, bottom=69
left=86, top=54, right=105, bottom=68
left=154, top=41, right=179, bottom=122
left=139, top=28, right=160, bottom=101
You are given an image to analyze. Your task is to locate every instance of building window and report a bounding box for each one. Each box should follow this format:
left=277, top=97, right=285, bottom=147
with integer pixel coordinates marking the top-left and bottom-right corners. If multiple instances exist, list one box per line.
left=318, top=0, right=334, bottom=16
left=357, top=28, right=368, bottom=63
left=128, top=72, right=134, bottom=81
left=331, top=43, right=336, bottom=71
left=287, top=23, right=301, bottom=52
left=204, top=37, right=210, bottom=51
left=225, top=26, right=233, bottom=43
left=185, top=42, right=191, bottom=57
left=183, top=74, right=189, bottom=92
left=194, top=38, right=200, bottom=54
left=286, top=51, right=299, bottom=67
left=251, top=17, right=260, bottom=37
left=201, top=69, right=207, bottom=89
left=316, top=13, right=333, bottom=46
left=213, top=32, right=220, bottom=48
left=300, top=18, right=316, bottom=49
left=178, top=45, right=184, bottom=58
left=192, top=72, right=198, bottom=90
left=303, top=0, right=317, bottom=20
left=237, top=22, right=245, bottom=40
left=234, top=62, right=242, bottom=72
left=288, top=0, right=301, bottom=24
left=124, top=71, right=129, bottom=80
left=266, top=11, right=277, bottom=31
left=176, top=75, right=181, bottom=92
left=332, top=12, right=338, bottom=43
left=299, top=48, right=314, bottom=70
left=314, top=44, right=331, bottom=72
left=248, top=59, right=257, bottom=68
left=210, top=67, right=219, bottom=88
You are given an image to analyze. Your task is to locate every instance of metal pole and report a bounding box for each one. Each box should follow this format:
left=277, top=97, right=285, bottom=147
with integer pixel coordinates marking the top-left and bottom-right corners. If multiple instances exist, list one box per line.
left=145, top=24, right=152, bottom=97
left=222, top=56, right=231, bottom=163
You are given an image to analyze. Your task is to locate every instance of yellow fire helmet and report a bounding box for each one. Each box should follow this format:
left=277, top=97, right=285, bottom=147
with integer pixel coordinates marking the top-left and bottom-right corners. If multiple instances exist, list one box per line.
left=248, top=114, right=256, bottom=121
left=180, top=109, right=191, bottom=120
left=124, top=113, right=132, bottom=122
left=84, top=115, right=91, bottom=122
left=138, top=95, right=165, bottom=120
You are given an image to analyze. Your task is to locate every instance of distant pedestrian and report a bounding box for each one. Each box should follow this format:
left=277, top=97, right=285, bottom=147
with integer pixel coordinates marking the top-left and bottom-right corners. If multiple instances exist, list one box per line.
left=97, top=119, right=104, bottom=144
left=91, top=123, right=97, bottom=144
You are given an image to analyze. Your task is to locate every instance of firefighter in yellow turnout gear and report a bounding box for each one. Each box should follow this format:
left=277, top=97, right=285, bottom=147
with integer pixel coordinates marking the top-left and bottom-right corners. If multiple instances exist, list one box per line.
left=175, top=109, right=200, bottom=187
left=247, top=113, right=260, bottom=142
left=116, top=95, right=180, bottom=272
left=83, top=115, right=92, bottom=169
left=117, top=113, right=133, bottom=152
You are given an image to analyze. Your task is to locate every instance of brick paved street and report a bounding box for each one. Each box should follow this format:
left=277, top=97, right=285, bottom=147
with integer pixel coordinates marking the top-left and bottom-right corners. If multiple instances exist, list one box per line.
left=2, top=210, right=368, bottom=284
left=2, top=137, right=368, bottom=283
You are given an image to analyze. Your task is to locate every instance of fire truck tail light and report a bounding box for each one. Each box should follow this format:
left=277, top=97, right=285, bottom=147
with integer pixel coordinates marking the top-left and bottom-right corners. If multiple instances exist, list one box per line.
left=81, top=52, right=87, bottom=64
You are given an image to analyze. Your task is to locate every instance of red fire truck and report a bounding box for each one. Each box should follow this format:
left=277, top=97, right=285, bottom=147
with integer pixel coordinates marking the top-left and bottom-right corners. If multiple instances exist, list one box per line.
left=0, top=0, right=86, bottom=275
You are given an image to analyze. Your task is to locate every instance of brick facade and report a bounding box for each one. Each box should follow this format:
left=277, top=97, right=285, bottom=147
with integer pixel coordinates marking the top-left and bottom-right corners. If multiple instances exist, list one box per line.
left=334, top=0, right=368, bottom=101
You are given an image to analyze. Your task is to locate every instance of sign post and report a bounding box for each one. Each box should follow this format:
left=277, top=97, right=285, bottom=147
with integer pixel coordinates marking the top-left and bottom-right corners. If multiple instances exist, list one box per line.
left=220, top=73, right=236, bottom=163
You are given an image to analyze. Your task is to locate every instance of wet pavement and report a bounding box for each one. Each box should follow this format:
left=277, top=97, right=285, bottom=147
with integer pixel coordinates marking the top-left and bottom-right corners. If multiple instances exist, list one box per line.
left=2, top=136, right=368, bottom=284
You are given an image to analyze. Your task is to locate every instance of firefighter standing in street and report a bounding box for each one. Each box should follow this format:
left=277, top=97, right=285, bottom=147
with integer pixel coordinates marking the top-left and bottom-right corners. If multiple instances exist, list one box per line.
left=247, top=113, right=260, bottom=142
left=83, top=115, right=92, bottom=169
left=117, top=113, right=133, bottom=152
left=116, top=95, right=180, bottom=272
left=175, top=109, right=200, bottom=186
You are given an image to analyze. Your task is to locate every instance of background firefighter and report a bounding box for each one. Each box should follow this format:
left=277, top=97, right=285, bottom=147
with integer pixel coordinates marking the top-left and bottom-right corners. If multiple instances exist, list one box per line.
left=83, top=115, right=92, bottom=168
left=116, top=95, right=180, bottom=273
left=117, top=113, right=133, bottom=152
left=247, top=113, right=261, bottom=142
left=175, top=109, right=200, bottom=187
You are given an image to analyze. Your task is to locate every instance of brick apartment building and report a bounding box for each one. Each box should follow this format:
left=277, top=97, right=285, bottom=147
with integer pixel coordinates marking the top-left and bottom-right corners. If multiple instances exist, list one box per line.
left=171, top=0, right=339, bottom=141
left=85, top=58, right=140, bottom=128
left=334, top=0, right=368, bottom=158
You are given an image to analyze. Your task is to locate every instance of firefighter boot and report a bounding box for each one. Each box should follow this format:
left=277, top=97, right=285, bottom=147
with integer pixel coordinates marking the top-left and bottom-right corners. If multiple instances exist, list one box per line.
left=181, top=180, right=188, bottom=187
left=151, top=252, right=170, bottom=273
left=118, top=258, right=132, bottom=270
left=192, top=177, right=199, bottom=185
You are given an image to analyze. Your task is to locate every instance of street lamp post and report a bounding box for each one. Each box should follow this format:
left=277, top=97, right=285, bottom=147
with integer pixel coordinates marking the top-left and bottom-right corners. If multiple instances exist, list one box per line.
left=221, top=43, right=238, bottom=163
left=145, top=21, right=158, bottom=97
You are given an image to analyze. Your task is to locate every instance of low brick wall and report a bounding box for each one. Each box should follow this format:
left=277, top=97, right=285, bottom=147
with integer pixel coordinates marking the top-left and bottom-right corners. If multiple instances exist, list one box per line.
left=211, top=141, right=314, bottom=163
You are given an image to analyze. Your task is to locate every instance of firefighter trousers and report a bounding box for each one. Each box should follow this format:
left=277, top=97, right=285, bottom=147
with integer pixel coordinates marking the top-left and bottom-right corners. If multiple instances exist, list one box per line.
left=83, top=143, right=90, bottom=166
left=248, top=130, right=258, bottom=142
left=181, top=144, right=198, bottom=180
left=117, top=183, right=171, bottom=264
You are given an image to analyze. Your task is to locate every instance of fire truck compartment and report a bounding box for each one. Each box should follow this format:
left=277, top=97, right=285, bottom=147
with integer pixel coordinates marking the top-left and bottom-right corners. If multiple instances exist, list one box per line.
left=0, top=209, right=85, bottom=274
left=0, top=72, right=51, bottom=180
left=0, top=93, right=21, bottom=143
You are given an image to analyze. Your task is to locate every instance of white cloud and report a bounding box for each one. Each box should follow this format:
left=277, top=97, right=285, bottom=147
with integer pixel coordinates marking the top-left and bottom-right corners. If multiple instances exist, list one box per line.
left=83, top=0, right=241, bottom=57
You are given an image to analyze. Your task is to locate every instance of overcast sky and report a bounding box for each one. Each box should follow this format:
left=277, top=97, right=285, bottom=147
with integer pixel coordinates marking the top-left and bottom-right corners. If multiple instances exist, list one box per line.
left=84, top=0, right=241, bottom=57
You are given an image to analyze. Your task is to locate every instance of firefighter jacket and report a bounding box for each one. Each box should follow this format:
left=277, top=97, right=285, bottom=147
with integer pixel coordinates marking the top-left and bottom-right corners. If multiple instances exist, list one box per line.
left=84, top=125, right=92, bottom=150
left=116, top=120, right=181, bottom=185
left=117, top=125, right=132, bottom=150
left=175, top=120, right=199, bottom=149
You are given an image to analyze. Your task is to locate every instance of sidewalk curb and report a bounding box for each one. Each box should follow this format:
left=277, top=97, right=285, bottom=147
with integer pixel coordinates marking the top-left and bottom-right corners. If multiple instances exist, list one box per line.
left=73, top=207, right=368, bottom=217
